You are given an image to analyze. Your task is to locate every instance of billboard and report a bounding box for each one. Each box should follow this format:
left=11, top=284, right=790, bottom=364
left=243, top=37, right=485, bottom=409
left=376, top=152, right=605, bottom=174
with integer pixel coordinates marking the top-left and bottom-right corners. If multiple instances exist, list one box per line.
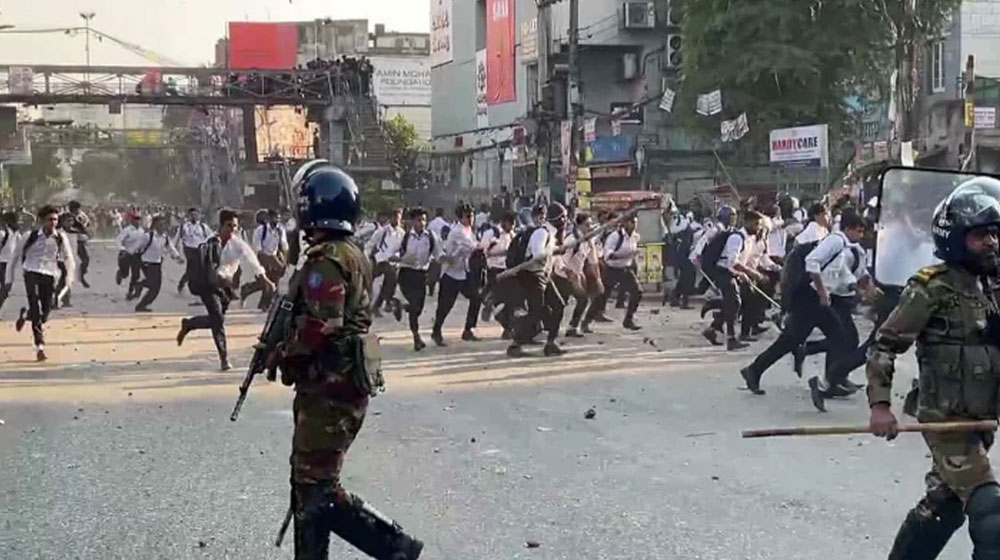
left=7, top=66, right=34, bottom=95
left=371, top=57, right=432, bottom=107
left=255, top=107, right=318, bottom=160
left=520, top=18, right=538, bottom=63
left=486, top=0, right=516, bottom=105
left=769, top=124, right=829, bottom=168
left=229, top=22, right=299, bottom=70
left=430, top=0, right=454, bottom=67
left=476, top=50, right=489, bottom=128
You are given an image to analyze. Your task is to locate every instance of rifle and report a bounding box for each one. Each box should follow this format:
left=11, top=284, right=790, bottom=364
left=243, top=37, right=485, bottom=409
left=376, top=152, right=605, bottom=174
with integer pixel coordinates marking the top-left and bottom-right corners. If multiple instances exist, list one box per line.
left=742, top=420, right=998, bottom=439
left=230, top=289, right=298, bottom=422
left=498, top=201, right=658, bottom=281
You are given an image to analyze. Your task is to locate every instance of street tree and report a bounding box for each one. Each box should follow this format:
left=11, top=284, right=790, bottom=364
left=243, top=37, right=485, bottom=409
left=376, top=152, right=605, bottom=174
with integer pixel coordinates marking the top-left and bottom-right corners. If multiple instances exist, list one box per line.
left=383, top=114, right=423, bottom=189
left=8, top=146, right=63, bottom=205
left=679, top=0, right=960, bottom=156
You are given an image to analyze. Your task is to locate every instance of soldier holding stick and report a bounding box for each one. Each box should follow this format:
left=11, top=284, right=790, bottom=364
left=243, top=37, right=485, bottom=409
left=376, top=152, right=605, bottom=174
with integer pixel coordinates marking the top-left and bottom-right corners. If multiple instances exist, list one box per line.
left=866, top=178, right=1000, bottom=560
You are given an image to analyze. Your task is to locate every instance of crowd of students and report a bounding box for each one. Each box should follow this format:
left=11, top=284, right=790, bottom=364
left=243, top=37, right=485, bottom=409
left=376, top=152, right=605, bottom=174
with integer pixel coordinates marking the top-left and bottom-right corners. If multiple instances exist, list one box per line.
left=355, top=201, right=647, bottom=358
left=665, top=193, right=880, bottom=411
left=0, top=188, right=884, bottom=416
left=221, top=55, right=375, bottom=100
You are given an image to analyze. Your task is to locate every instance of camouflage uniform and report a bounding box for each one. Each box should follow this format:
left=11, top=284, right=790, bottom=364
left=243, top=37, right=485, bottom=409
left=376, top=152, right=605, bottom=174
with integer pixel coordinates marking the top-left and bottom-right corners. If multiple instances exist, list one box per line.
left=868, top=263, right=1000, bottom=557
left=282, top=238, right=373, bottom=491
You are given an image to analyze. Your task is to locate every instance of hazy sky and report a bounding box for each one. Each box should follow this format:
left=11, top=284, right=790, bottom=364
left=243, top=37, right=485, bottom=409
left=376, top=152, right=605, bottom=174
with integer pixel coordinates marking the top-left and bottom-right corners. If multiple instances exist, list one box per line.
left=0, top=0, right=429, bottom=66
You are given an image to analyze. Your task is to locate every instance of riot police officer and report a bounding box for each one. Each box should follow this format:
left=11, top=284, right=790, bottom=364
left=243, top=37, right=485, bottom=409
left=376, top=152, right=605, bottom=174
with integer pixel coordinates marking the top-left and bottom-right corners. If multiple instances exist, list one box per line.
left=868, top=178, right=1000, bottom=560
left=275, top=160, right=423, bottom=560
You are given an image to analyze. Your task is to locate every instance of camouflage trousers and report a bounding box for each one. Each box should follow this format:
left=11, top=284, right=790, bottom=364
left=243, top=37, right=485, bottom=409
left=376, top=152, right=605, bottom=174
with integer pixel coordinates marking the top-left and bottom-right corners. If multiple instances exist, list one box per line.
left=290, top=387, right=368, bottom=486
left=917, top=430, right=996, bottom=517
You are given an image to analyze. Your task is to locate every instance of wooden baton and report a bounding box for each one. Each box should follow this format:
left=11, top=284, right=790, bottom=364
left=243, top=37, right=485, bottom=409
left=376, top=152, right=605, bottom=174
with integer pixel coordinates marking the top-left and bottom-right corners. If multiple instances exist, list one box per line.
left=742, top=420, right=999, bottom=439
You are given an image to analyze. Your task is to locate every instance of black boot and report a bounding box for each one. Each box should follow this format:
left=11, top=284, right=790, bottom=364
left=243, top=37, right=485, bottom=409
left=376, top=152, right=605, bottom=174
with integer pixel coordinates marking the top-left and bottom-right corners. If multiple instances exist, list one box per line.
left=322, top=490, right=424, bottom=560
left=887, top=495, right=965, bottom=560
left=293, top=485, right=331, bottom=560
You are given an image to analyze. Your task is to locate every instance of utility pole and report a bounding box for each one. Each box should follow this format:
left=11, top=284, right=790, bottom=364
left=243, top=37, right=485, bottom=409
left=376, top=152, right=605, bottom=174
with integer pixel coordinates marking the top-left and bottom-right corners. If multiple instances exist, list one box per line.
left=962, top=54, right=976, bottom=171
left=535, top=1, right=552, bottom=200
left=567, top=0, right=581, bottom=204
left=80, top=11, right=96, bottom=92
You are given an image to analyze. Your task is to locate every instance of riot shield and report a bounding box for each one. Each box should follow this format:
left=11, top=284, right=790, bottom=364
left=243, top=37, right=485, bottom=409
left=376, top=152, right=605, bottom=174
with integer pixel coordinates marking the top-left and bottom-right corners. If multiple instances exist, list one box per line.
left=876, top=167, right=982, bottom=286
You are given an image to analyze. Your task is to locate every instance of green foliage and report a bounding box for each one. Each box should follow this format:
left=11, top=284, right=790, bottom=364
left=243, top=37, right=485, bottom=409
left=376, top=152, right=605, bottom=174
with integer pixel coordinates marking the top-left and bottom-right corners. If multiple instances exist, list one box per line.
left=383, top=114, right=423, bottom=189
left=679, top=0, right=960, bottom=155
left=71, top=148, right=197, bottom=204
left=7, top=146, right=63, bottom=204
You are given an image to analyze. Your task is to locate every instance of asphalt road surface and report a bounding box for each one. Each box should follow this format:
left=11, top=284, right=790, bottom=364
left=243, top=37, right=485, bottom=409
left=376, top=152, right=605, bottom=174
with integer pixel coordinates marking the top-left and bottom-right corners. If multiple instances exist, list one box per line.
left=0, top=242, right=976, bottom=559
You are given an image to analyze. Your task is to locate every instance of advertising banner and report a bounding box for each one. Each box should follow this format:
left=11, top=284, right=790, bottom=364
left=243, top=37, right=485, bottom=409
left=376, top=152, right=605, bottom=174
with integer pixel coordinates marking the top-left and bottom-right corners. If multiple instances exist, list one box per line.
left=486, top=0, right=516, bottom=105
left=586, top=136, right=634, bottom=164
left=255, top=107, right=318, bottom=160
left=476, top=50, right=489, bottom=128
left=561, top=120, right=573, bottom=171
left=371, top=57, right=432, bottom=106
left=975, top=107, right=997, bottom=130
left=7, top=66, right=33, bottom=95
left=769, top=124, right=830, bottom=168
left=520, top=18, right=538, bottom=63
left=228, top=23, right=298, bottom=70
left=430, top=0, right=454, bottom=67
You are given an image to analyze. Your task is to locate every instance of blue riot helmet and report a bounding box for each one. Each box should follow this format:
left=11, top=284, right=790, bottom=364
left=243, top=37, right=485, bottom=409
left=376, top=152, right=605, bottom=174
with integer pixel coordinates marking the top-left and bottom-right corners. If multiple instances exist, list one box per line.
left=294, top=160, right=361, bottom=235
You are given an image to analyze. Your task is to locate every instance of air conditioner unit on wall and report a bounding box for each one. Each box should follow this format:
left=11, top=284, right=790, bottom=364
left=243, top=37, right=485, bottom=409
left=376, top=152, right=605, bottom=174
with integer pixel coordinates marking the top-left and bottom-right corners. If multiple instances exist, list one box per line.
left=624, top=2, right=656, bottom=30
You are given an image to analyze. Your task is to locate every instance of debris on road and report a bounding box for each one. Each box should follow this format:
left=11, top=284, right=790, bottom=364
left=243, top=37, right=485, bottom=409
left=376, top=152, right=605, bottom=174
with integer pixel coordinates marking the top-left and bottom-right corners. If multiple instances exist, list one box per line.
left=197, top=540, right=207, bottom=548
left=0, top=419, right=5, bottom=426
left=584, top=408, right=597, bottom=420
left=536, top=427, right=553, bottom=432
left=526, top=541, right=541, bottom=548
left=684, top=432, right=717, bottom=439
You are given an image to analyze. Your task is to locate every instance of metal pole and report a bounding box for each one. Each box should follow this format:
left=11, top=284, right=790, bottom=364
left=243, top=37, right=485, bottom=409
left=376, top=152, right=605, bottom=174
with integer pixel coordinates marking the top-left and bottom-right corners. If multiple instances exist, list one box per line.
left=567, top=0, right=580, bottom=204
left=962, top=55, right=976, bottom=171
left=80, top=12, right=95, bottom=92
left=536, top=2, right=552, bottom=199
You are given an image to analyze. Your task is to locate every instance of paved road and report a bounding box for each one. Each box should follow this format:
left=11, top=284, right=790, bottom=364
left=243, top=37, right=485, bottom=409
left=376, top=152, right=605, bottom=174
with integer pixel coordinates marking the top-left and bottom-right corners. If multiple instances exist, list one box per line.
left=0, top=242, right=976, bottom=559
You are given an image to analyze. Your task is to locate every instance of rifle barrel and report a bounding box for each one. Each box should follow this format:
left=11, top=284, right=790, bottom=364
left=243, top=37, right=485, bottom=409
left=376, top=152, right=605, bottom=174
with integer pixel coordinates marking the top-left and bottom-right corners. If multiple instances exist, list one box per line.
left=742, top=420, right=998, bottom=439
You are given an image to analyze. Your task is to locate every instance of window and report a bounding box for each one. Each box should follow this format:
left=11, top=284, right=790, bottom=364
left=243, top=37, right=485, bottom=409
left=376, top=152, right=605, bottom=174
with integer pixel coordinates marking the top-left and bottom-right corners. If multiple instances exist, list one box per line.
left=931, top=40, right=946, bottom=93
left=526, top=64, right=539, bottom=110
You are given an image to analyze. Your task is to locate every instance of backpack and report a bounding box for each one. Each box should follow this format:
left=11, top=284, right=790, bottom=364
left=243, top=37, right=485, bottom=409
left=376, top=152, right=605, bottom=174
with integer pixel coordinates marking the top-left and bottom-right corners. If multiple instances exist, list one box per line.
left=478, top=222, right=499, bottom=241
left=186, top=237, right=222, bottom=296
left=22, top=229, right=65, bottom=263
left=399, top=230, right=436, bottom=261
left=506, top=226, right=541, bottom=269
left=780, top=236, right=863, bottom=307
left=701, top=230, right=744, bottom=270
left=608, top=229, right=627, bottom=254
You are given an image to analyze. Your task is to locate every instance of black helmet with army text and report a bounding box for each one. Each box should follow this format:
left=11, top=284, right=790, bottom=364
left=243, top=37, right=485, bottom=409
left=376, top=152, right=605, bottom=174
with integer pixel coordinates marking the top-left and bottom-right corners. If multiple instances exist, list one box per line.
left=294, top=159, right=361, bottom=234
left=931, top=177, right=1000, bottom=264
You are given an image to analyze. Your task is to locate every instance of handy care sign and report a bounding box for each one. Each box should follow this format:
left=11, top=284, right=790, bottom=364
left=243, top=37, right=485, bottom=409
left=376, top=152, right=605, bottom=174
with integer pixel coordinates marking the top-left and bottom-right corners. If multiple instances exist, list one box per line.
left=769, top=124, right=830, bottom=168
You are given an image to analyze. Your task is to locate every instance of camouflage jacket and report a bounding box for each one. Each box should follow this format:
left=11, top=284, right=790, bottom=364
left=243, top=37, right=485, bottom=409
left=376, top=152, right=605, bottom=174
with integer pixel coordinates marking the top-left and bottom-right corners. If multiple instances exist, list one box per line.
left=282, top=238, right=373, bottom=399
left=867, top=264, right=1000, bottom=422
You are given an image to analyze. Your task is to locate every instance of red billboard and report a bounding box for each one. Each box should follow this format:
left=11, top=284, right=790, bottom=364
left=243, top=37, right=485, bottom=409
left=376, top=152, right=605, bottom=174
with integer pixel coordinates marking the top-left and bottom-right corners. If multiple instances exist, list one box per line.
left=486, top=0, right=516, bottom=105
left=228, top=22, right=298, bottom=70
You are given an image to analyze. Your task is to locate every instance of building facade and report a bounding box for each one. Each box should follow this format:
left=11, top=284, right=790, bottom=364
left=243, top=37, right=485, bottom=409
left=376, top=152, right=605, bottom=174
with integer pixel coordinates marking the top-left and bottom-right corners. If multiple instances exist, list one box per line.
left=430, top=0, right=694, bottom=204
left=917, top=1, right=1000, bottom=171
